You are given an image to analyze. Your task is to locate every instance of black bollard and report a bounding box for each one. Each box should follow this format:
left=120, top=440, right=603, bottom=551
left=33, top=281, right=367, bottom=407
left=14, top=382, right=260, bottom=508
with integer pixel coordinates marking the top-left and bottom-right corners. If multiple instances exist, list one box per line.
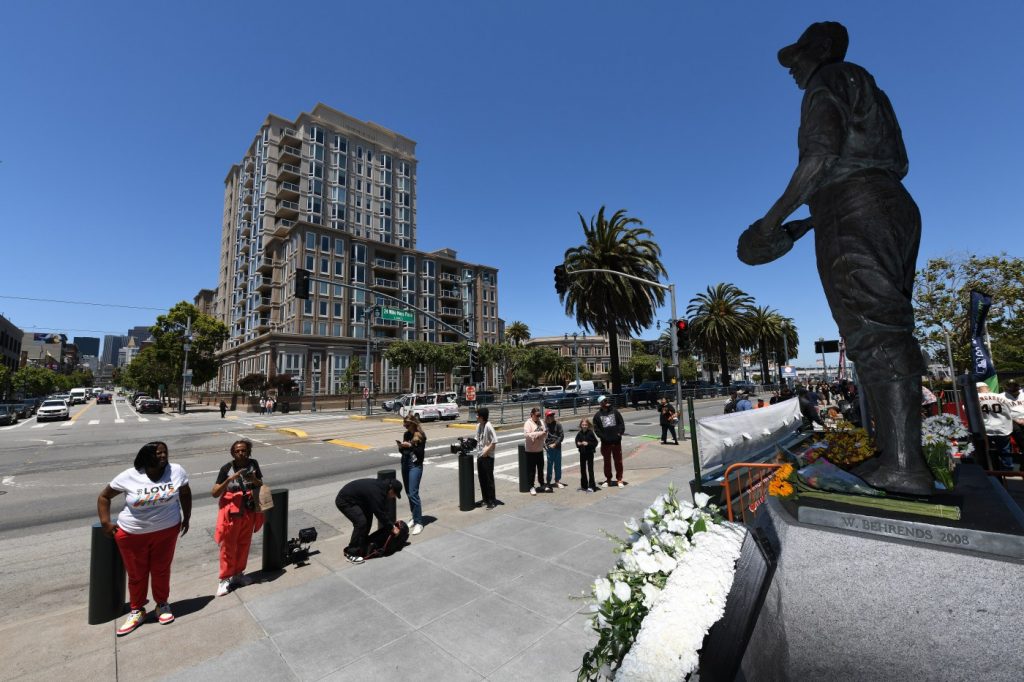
left=378, top=469, right=397, bottom=522
left=262, top=488, right=289, bottom=572
left=458, top=454, right=476, bottom=511
left=518, top=444, right=530, bottom=493
left=88, top=523, right=126, bottom=625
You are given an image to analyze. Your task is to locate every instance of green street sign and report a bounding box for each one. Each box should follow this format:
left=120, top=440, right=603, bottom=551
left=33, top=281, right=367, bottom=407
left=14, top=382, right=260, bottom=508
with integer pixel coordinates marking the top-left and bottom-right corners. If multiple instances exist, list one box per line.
left=380, top=306, right=414, bottom=324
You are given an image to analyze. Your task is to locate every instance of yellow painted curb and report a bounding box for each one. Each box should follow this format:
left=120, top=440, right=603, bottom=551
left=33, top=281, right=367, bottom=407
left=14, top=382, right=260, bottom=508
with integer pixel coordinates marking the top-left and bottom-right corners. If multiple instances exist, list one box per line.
left=277, top=427, right=308, bottom=438
left=227, top=415, right=239, bottom=420
left=349, top=415, right=367, bottom=420
left=327, top=439, right=371, bottom=450
left=446, top=423, right=479, bottom=430
left=253, top=424, right=267, bottom=429
left=382, top=417, right=404, bottom=423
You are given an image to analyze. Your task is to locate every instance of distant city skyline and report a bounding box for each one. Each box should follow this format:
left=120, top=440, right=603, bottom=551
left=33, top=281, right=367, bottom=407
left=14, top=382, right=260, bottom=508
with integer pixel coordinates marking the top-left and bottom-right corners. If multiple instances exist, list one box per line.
left=2, top=1, right=1020, bottom=367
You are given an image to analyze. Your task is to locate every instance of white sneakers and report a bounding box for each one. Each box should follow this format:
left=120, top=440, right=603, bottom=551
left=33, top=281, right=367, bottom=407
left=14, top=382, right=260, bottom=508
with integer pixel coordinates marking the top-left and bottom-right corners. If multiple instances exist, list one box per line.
left=116, top=608, right=145, bottom=636
left=155, top=603, right=174, bottom=624
left=410, top=523, right=423, bottom=535
left=216, top=579, right=231, bottom=597
left=530, top=487, right=537, bottom=496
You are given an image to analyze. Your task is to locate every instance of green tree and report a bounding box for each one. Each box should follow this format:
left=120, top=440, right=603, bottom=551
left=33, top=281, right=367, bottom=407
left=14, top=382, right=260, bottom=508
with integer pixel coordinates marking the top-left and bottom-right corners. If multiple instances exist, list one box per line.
left=122, top=347, right=171, bottom=396
left=343, top=358, right=361, bottom=408
left=747, top=305, right=785, bottom=385
left=679, top=356, right=699, bottom=381
left=556, top=206, right=668, bottom=395
left=238, top=373, right=266, bottom=395
left=505, top=321, right=531, bottom=347
left=914, top=253, right=1024, bottom=373
left=150, top=301, right=230, bottom=401
left=0, top=365, right=10, bottom=399
left=686, top=283, right=755, bottom=387
left=12, top=365, right=58, bottom=396
left=626, top=353, right=661, bottom=383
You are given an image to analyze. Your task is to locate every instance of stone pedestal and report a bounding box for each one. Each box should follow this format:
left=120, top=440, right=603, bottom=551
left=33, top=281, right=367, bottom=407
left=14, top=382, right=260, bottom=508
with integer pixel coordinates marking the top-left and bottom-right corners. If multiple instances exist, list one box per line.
left=738, top=470, right=1024, bottom=682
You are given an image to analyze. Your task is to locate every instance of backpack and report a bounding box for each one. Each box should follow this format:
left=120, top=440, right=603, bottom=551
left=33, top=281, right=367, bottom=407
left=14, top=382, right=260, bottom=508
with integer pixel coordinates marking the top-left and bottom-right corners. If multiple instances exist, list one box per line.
left=365, top=521, right=409, bottom=559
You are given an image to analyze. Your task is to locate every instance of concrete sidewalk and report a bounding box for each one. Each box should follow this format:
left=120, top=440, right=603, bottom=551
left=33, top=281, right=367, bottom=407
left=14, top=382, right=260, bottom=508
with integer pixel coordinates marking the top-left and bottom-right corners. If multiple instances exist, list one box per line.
left=5, top=439, right=694, bottom=681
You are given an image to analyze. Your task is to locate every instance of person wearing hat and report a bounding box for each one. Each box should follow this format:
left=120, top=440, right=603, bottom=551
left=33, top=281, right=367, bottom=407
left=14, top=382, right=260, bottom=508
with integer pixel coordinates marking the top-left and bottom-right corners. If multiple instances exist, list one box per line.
left=543, top=410, right=566, bottom=488
left=977, top=382, right=1015, bottom=470
left=738, top=21, right=933, bottom=494
left=335, top=477, right=402, bottom=564
left=593, top=395, right=627, bottom=487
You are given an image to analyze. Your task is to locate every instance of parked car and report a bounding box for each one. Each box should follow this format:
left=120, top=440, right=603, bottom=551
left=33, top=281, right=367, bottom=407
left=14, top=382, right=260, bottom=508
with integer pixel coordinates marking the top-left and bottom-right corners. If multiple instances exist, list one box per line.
left=0, top=405, right=17, bottom=426
left=516, top=387, right=544, bottom=403
left=382, top=394, right=413, bottom=412
left=541, top=392, right=590, bottom=409
left=138, top=398, right=163, bottom=414
left=398, top=393, right=459, bottom=421
left=134, top=394, right=151, bottom=409
left=37, top=399, right=70, bottom=421
left=1, top=402, right=30, bottom=419
left=580, top=389, right=611, bottom=405
left=730, top=381, right=758, bottom=395
left=96, top=393, right=113, bottom=405
left=628, top=381, right=674, bottom=405
left=69, top=388, right=88, bottom=405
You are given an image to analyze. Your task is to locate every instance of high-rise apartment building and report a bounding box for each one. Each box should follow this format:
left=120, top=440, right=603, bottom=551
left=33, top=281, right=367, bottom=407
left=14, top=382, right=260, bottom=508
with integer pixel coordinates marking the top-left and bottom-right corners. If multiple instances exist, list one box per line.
left=0, top=314, right=23, bottom=375
left=73, top=336, right=100, bottom=357
left=101, top=335, right=127, bottom=368
left=213, top=104, right=500, bottom=396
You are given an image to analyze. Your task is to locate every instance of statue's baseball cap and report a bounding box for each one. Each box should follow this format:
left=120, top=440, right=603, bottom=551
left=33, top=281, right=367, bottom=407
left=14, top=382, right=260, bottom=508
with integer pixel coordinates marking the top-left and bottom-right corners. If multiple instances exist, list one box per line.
left=778, top=21, right=848, bottom=68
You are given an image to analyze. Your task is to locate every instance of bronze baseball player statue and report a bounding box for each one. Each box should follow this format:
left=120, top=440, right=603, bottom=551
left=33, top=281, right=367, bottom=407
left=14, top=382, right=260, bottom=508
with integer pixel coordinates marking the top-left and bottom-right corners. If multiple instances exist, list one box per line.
left=738, top=21, right=933, bottom=495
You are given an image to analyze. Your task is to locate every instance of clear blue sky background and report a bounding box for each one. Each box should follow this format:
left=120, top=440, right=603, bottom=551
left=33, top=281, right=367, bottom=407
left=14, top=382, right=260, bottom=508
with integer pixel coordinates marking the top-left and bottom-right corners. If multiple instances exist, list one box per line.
left=3, top=0, right=1021, bottom=366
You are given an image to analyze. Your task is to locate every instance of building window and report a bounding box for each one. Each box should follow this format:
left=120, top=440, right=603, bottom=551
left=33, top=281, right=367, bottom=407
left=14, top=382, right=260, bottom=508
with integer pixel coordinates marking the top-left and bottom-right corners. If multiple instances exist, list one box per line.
left=318, top=322, right=327, bottom=336
left=306, top=232, right=315, bottom=249
left=305, top=254, right=314, bottom=270
left=319, top=300, right=328, bottom=316
left=304, top=300, right=313, bottom=315
left=333, top=302, right=343, bottom=317
left=334, top=260, right=343, bottom=277
left=308, top=126, right=324, bottom=144
left=303, top=320, right=313, bottom=334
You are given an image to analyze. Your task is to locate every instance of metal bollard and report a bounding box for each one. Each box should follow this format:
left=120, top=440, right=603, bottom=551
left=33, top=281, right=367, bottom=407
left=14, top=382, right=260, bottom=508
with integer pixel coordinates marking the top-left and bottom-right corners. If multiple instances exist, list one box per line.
left=518, top=444, right=530, bottom=493
left=88, top=523, right=126, bottom=624
left=458, top=454, right=476, bottom=511
left=262, top=488, right=289, bottom=572
left=378, top=469, right=397, bottom=522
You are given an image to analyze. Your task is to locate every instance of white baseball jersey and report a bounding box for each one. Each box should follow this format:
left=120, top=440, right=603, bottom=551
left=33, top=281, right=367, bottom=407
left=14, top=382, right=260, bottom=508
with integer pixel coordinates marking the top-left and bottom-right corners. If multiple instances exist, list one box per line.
left=1001, top=391, right=1024, bottom=423
left=978, top=393, right=1014, bottom=436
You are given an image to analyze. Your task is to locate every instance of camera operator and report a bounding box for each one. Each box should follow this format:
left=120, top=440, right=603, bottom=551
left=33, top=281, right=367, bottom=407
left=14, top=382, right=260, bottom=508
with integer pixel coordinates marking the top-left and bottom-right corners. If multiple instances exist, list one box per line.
left=335, top=478, right=403, bottom=564
left=476, top=407, right=498, bottom=509
left=211, top=440, right=264, bottom=597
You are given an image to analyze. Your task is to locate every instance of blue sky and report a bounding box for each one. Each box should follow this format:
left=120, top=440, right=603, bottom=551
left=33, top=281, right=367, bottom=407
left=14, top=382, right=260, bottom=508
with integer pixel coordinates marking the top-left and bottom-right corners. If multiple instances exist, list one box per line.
left=2, top=0, right=1021, bottom=366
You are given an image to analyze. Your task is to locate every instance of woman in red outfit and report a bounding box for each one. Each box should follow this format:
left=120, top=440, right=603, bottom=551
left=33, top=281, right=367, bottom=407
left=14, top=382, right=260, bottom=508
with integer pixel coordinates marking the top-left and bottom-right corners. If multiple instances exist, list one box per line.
left=97, top=441, right=192, bottom=636
left=211, top=439, right=264, bottom=597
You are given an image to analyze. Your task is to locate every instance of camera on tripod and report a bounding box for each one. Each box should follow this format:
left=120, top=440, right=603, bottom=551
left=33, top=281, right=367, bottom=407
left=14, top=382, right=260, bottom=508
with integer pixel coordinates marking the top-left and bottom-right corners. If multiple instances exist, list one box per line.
left=449, top=436, right=478, bottom=455
left=285, top=527, right=318, bottom=564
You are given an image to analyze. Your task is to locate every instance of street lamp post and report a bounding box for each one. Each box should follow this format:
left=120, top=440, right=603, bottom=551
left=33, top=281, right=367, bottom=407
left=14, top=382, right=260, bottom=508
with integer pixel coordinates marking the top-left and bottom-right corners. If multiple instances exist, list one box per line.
left=179, top=317, right=192, bottom=414
left=364, top=305, right=378, bottom=416
left=565, top=332, right=585, bottom=391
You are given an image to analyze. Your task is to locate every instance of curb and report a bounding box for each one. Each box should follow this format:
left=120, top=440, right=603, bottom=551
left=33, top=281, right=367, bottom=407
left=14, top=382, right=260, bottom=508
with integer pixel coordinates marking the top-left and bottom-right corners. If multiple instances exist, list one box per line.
left=277, top=427, right=308, bottom=438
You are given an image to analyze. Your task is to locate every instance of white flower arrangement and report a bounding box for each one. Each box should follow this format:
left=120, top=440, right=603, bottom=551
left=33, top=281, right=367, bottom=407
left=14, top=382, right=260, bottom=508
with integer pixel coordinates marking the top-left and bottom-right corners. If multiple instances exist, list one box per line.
left=578, top=485, right=743, bottom=681
left=921, top=414, right=972, bottom=489
left=616, top=523, right=747, bottom=682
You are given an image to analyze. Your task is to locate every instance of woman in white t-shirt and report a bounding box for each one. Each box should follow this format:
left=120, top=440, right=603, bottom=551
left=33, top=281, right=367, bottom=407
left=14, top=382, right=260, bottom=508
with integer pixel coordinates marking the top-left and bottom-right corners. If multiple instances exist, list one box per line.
left=97, top=441, right=192, bottom=637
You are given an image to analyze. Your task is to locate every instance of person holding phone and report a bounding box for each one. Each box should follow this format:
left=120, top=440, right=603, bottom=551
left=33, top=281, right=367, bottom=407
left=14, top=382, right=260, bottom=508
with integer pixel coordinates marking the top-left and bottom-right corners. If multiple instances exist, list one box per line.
left=211, top=440, right=264, bottom=597
left=398, top=415, right=427, bottom=535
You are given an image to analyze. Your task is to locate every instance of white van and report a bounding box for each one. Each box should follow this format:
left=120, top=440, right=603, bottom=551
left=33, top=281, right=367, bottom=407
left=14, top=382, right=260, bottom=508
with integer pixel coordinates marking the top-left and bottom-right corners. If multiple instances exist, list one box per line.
left=540, top=385, right=563, bottom=395
left=69, top=388, right=88, bottom=405
left=565, top=380, right=605, bottom=394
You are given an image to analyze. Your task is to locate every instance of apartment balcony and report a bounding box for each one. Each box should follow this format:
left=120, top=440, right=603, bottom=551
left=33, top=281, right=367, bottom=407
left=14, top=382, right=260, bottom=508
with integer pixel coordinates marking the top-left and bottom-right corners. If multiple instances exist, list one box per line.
left=279, top=127, right=301, bottom=145
left=372, top=317, right=402, bottom=329
left=373, top=257, right=399, bottom=272
left=277, top=163, right=301, bottom=181
left=276, top=180, right=300, bottom=200
left=439, top=272, right=460, bottom=283
left=242, top=191, right=253, bottom=205
left=275, top=199, right=300, bottom=219
left=256, top=318, right=271, bottom=332
left=244, top=157, right=254, bottom=172
left=241, top=205, right=253, bottom=221
left=439, top=306, right=461, bottom=318
left=256, top=276, right=273, bottom=292
left=256, top=297, right=272, bottom=311
left=242, top=172, right=254, bottom=189
left=373, top=277, right=399, bottom=291
left=238, top=222, right=252, bottom=239
left=256, top=256, right=275, bottom=273
left=277, top=144, right=301, bottom=165
left=439, top=289, right=461, bottom=300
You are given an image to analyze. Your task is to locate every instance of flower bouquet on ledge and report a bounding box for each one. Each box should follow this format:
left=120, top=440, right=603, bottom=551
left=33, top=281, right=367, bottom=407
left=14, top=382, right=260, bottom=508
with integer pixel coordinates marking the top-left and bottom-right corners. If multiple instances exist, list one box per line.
left=578, top=486, right=747, bottom=681
left=921, top=414, right=972, bottom=490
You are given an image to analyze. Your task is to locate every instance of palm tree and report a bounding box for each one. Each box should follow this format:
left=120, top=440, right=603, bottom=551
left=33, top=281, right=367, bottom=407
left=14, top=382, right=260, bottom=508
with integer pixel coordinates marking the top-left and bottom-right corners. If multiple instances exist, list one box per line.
left=747, top=305, right=784, bottom=386
left=774, top=317, right=799, bottom=383
left=686, top=283, right=755, bottom=387
left=555, top=207, right=667, bottom=395
left=505, top=321, right=530, bottom=347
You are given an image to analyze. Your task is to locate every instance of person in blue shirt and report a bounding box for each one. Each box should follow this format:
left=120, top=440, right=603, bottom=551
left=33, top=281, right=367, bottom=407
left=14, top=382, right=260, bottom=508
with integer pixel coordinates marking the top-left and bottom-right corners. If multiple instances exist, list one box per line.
left=735, top=392, right=754, bottom=411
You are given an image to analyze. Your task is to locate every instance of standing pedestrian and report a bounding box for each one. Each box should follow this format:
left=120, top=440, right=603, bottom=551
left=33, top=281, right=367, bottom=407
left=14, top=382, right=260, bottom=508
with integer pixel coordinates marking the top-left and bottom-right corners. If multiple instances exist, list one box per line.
left=96, top=441, right=192, bottom=636
left=211, top=440, right=264, bottom=597
left=544, top=410, right=565, bottom=488
left=259, top=397, right=266, bottom=415
left=219, top=400, right=227, bottom=418
left=398, top=415, right=426, bottom=535
left=575, top=418, right=599, bottom=492
left=977, top=383, right=1015, bottom=470
left=523, top=406, right=547, bottom=494
left=267, top=397, right=275, bottom=414
left=475, top=407, right=498, bottom=509
left=335, top=478, right=402, bottom=564
left=659, top=399, right=679, bottom=444
left=593, top=396, right=627, bottom=487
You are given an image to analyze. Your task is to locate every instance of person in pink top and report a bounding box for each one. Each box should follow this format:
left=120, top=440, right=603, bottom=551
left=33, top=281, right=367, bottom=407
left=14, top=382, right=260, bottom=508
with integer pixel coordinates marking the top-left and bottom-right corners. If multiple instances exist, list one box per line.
left=523, top=407, right=548, bottom=494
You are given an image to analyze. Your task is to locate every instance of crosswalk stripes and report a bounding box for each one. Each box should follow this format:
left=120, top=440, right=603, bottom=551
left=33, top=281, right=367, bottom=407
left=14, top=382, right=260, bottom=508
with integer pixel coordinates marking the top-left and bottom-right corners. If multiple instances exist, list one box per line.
left=88, top=420, right=100, bottom=425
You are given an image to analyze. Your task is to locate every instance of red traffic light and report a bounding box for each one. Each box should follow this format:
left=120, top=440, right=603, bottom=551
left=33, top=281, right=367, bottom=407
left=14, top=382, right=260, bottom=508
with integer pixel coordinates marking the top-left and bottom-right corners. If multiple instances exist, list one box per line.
left=675, top=320, right=687, bottom=331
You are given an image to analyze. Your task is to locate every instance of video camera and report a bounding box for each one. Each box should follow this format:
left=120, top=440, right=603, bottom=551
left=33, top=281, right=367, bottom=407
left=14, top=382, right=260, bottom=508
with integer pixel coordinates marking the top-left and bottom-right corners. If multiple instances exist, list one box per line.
left=285, top=526, right=318, bottom=565
left=449, top=436, right=478, bottom=455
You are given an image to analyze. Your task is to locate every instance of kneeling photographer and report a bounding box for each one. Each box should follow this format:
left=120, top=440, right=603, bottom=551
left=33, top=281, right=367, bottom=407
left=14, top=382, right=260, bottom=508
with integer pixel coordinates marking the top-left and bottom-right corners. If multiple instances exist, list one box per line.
left=335, top=477, right=403, bottom=565
left=211, top=439, right=265, bottom=597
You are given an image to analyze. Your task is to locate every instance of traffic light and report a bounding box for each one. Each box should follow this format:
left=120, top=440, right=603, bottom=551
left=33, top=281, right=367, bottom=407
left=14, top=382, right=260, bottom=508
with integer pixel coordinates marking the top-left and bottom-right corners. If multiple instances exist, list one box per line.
left=675, top=319, right=688, bottom=347
left=471, top=369, right=484, bottom=383
left=469, top=347, right=478, bottom=369
left=553, top=265, right=569, bottom=295
left=294, top=268, right=311, bottom=300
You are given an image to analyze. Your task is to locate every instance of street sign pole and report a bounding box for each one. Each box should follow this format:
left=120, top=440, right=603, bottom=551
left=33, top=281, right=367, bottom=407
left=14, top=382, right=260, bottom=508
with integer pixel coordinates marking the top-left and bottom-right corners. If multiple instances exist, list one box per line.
left=179, top=317, right=192, bottom=414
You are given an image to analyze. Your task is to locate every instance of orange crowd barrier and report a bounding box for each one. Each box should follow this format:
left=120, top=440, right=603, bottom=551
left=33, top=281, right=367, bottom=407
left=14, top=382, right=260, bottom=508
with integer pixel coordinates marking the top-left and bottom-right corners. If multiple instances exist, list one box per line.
left=722, top=462, right=784, bottom=523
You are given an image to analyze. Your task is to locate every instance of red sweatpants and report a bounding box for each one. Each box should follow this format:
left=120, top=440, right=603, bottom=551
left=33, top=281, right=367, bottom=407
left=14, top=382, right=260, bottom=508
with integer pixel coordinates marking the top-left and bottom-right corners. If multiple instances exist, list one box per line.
left=217, top=512, right=260, bottom=580
left=601, top=442, right=624, bottom=482
left=114, top=523, right=180, bottom=610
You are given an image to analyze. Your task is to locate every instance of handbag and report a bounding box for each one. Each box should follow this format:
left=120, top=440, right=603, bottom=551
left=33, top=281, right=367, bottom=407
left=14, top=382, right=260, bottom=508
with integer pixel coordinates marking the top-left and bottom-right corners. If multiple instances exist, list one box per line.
left=256, top=482, right=274, bottom=512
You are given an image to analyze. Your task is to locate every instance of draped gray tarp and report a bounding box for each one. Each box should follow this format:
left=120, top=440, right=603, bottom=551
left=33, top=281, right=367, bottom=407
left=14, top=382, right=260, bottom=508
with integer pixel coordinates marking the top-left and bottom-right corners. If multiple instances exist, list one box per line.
left=697, top=399, right=803, bottom=475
